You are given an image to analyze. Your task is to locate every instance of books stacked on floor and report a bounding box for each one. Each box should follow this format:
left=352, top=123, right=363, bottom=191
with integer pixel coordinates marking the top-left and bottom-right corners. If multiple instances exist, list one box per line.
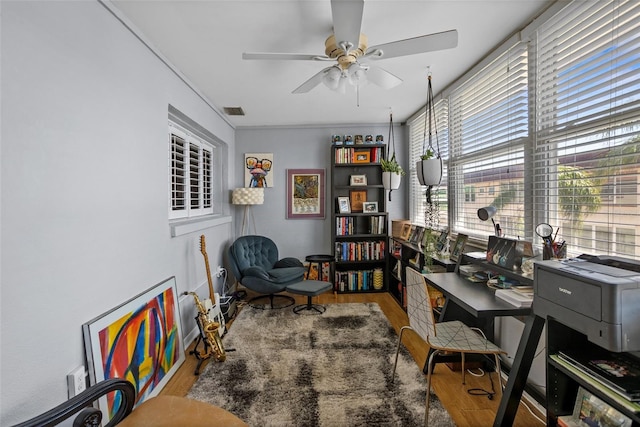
left=495, top=286, right=533, bottom=307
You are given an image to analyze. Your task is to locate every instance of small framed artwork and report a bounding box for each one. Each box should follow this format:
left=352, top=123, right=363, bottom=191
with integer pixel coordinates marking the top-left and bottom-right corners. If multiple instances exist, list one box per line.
left=570, top=387, right=632, bottom=427
left=353, top=150, right=370, bottom=163
left=400, top=223, right=412, bottom=241
left=363, top=201, right=378, bottom=212
left=83, top=277, right=185, bottom=423
left=286, top=169, right=325, bottom=219
left=350, top=174, right=367, bottom=186
left=349, top=190, right=367, bottom=212
left=435, top=228, right=450, bottom=253
left=450, top=233, right=469, bottom=262
left=337, top=196, right=351, bottom=213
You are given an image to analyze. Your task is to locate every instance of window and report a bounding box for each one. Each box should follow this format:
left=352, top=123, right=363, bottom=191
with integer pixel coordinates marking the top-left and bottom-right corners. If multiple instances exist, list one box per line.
left=168, top=107, right=224, bottom=221
left=534, top=0, right=640, bottom=257
left=408, top=0, right=640, bottom=258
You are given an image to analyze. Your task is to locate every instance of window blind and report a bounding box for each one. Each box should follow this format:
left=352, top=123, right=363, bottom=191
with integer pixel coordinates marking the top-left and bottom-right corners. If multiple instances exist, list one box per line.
left=534, top=0, right=640, bottom=257
left=448, top=41, right=529, bottom=240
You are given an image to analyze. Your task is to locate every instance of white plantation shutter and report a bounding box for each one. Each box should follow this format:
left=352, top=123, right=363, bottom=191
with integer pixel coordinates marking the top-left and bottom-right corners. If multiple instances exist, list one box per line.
left=534, top=0, right=640, bottom=257
left=449, top=41, right=529, bottom=240
left=169, top=122, right=215, bottom=219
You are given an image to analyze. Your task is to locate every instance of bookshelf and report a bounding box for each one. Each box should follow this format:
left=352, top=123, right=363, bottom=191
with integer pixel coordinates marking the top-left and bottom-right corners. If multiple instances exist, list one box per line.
left=388, top=233, right=456, bottom=309
left=331, top=143, right=388, bottom=293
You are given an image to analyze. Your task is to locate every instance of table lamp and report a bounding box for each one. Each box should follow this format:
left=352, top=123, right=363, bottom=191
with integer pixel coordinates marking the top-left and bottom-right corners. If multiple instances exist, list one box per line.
left=232, top=187, right=264, bottom=235
left=477, top=206, right=502, bottom=236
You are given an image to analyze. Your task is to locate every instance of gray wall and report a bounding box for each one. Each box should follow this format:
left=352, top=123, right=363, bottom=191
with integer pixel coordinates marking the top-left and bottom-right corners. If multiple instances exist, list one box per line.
left=235, top=125, right=408, bottom=258
left=1, top=2, right=236, bottom=424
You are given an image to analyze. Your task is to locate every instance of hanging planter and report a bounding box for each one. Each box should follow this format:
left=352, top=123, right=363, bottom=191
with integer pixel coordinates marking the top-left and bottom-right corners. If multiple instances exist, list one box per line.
left=382, top=170, right=402, bottom=190
left=416, top=73, right=443, bottom=188
left=416, top=158, right=442, bottom=186
left=380, top=111, right=405, bottom=201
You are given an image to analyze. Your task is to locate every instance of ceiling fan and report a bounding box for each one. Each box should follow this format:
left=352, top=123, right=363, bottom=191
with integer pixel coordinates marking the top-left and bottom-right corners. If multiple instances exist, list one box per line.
left=242, top=0, right=458, bottom=94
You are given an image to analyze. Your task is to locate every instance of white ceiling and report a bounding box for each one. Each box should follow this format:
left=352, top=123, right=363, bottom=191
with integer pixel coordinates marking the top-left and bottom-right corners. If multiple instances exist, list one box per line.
left=109, top=0, right=553, bottom=128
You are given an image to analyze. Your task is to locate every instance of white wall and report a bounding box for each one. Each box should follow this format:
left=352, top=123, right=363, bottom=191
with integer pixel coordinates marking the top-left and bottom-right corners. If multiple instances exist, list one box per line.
left=0, top=1, right=235, bottom=424
left=235, top=125, right=408, bottom=258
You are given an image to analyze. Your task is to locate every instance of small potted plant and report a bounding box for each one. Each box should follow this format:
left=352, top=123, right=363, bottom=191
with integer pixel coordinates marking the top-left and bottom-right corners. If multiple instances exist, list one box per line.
left=381, top=154, right=405, bottom=191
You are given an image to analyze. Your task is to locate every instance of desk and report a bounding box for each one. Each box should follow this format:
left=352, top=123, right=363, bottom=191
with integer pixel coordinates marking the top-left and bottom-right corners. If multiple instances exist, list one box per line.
left=421, top=271, right=537, bottom=427
left=423, top=272, right=531, bottom=341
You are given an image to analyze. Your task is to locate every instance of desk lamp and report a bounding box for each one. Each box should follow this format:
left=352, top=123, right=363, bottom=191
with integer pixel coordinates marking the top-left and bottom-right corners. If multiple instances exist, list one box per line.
left=232, top=187, right=264, bottom=235
left=477, top=206, right=502, bottom=236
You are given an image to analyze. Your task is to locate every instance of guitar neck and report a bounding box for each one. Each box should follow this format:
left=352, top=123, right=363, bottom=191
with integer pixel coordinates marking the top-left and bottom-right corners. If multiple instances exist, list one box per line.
left=200, top=235, right=216, bottom=303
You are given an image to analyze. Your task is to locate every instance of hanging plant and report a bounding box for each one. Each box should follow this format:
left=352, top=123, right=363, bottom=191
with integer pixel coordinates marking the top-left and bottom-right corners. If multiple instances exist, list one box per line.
left=381, top=111, right=404, bottom=201
left=416, top=72, right=443, bottom=205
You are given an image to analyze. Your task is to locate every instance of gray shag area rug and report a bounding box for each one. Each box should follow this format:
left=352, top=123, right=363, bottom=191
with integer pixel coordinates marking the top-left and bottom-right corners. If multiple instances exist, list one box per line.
left=187, top=302, right=455, bottom=426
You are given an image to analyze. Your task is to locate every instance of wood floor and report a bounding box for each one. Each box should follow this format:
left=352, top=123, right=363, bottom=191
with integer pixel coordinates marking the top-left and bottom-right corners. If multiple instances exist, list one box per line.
left=161, top=291, right=545, bottom=426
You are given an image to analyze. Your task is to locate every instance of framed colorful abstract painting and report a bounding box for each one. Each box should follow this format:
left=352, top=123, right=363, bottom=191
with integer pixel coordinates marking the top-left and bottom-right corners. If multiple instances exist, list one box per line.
left=82, top=277, right=185, bottom=421
left=286, top=168, right=325, bottom=219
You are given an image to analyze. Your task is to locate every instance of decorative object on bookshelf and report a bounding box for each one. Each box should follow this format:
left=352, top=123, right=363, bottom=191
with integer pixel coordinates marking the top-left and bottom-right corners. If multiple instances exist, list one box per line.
left=349, top=190, right=367, bottom=212
left=363, top=201, right=378, bottom=213
left=337, top=196, right=351, bottom=213
left=434, top=228, right=449, bottom=253
left=400, top=223, right=412, bottom=240
left=350, top=174, right=367, bottom=186
left=450, top=233, right=468, bottom=262
left=353, top=150, right=370, bottom=163
left=381, top=111, right=404, bottom=200
left=286, top=169, right=325, bottom=219
left=415, top=72, right=443, bottom=197
left=373, top=268, right=384, bottom=290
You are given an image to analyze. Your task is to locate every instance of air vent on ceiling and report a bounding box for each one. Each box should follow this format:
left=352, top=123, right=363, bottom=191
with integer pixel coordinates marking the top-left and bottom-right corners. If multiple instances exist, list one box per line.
left=223, top=107, right=245, bottom=116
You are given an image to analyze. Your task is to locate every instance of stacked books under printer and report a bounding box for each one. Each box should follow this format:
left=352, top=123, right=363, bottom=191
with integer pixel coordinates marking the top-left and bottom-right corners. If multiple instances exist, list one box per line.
left=558, top=347, right=640, bottom=402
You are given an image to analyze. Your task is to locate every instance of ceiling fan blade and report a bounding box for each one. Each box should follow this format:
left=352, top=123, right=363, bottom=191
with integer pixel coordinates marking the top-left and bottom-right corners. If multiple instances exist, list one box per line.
left=365, top=66, right=403, bottom=90
left=292, top=66, right=335, bottom=94
left=367, top=29, right=458, bottom=60
left=331, top=0, right=364, bottom=51
left=243, top=52, right=329, bottom=61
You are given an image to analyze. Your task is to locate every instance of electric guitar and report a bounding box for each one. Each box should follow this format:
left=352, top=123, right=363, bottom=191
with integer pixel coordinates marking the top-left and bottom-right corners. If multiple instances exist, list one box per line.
left=200, top=235, right=225, bottom=336
left=499, top=242, right=516, bottom=267
left=492, top=241, right=506, bottom=264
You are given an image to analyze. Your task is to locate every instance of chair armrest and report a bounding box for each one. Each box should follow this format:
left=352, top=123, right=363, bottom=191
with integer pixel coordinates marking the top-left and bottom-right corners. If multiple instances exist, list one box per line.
left=274, top=257, right=303, bottom=268
left=12, top=378, right=135, bottom=427
left=243, top=266, right=270, bottom=280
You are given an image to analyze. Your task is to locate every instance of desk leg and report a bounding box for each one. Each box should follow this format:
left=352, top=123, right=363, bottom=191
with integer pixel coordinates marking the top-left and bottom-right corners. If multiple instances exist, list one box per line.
left=493, top=314, right=545, bottom=427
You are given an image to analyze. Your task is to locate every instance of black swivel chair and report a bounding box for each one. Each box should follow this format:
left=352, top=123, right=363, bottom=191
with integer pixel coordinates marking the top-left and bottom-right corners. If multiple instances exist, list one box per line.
left=227, top=235, right=305, bottom=308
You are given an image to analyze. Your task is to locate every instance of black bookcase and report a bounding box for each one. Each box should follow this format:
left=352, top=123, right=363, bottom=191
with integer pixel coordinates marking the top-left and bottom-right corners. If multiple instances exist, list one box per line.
left=331, top=143, right=388, bottom=293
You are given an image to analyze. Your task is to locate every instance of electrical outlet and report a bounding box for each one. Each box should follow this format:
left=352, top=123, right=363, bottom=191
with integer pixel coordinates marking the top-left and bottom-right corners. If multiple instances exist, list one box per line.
left=215, top=265, right=224, bottom=277
left=67, top=366, right=86, bottom=398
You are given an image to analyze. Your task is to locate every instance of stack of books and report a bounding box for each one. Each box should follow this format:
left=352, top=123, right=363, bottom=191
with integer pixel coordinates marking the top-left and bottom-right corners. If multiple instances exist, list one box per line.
left=494, top=286, right=533, bottom=307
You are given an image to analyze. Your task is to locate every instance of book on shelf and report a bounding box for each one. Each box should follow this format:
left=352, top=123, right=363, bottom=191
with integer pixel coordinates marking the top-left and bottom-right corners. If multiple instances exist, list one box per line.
left=558, top=348, right=640, bottom=402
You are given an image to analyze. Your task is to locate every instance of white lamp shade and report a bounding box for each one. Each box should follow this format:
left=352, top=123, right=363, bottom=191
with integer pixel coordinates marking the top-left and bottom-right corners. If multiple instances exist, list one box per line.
left=232, top=188, right=264, bottom=205
left=477, top=206, right=497, bottom=221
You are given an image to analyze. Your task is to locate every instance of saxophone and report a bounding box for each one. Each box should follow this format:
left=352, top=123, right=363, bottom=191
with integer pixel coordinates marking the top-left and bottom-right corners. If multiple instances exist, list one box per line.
left=184, top=292, right=226, bottom=362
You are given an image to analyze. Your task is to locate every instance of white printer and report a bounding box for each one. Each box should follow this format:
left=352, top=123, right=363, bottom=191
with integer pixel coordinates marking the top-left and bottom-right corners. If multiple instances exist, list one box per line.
left=533, top=255, right=640, bottom=352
